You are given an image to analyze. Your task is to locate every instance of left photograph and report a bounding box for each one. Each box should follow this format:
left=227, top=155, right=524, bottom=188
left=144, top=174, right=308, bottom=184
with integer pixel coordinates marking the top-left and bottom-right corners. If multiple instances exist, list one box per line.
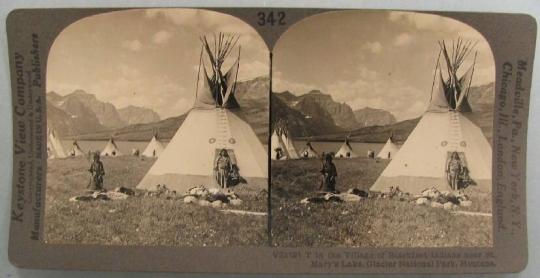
left=44, top=8, right=269, bottom=246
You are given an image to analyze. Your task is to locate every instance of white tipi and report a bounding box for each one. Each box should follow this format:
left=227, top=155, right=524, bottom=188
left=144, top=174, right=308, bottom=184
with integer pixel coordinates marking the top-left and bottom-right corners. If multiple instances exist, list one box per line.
left=377, top=135, right=399, bottom=159
left=47, top=128, right=67, bottom=159
left=280, top=126, right=299, bottom=159
left=68, top=140, right=85, bottom=157
left=142, top=133, right=165, bottom=158
left=101, top=137, right=122, bottom=156
left=371, top=39, right=491, bottom=194
left=300, top=141, right=319, bottom=158
left=335, top=137, right=358, bottom=158
left=271, top=121, right=299, bottom=160
left=271, top=128, right=287, bottom=160
left=137, top=34, right=267, bottom=193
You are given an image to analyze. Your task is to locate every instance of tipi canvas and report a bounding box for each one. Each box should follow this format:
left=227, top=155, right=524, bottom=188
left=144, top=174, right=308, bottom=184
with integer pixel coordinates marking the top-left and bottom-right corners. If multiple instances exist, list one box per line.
left=377, top=136, right=399, bottom=159
left=300, top=141, right=319, bottom=158
left=335, top=137, right=358, bottom=158
left=371, top=39, right=491, bottom=194
left=68, top=140, right=85, bottom=157
left=47, top=128, right=67, bottom=159
left=101, top=137, right=122, bottom=156
left=137, top=34, right=267, bottom=193
left=142, top=134, right=165, bottom=158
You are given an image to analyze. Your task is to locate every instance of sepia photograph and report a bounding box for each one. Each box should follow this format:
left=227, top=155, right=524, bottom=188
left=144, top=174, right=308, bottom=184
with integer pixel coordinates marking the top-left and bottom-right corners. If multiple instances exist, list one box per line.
left=44, top=8, right=269, bottom=246
left=271, top=10, right=494, bottom=247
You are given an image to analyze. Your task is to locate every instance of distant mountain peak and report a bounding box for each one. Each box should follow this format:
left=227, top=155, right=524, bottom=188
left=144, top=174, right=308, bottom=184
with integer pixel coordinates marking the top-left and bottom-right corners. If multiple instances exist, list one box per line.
left=307, top=89, right=324, bottom=95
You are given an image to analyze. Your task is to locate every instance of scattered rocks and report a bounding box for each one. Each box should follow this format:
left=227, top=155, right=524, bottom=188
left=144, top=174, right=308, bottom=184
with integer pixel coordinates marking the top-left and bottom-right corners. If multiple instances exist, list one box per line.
left=183, top=185, right=243, bottom=208
left=69, top=190, right=130, bottom=202
left=415, top=187, right=473, bottom=210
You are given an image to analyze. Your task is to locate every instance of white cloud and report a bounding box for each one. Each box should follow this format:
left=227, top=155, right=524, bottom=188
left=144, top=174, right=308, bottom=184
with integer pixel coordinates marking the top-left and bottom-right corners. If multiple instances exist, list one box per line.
left=273, top=71, right=314, bottom=95
left=322, top=62, right=430, bottom=120
left=152, top=30, right=173, bottom=44
left=394, top=32, right=413, bottom=46
left=118, top=64, right=140, bottom=78
left=362, top=41, right=382, bottom=54
left=144, top=9, right=200, bottom=26
left=121, top=39, right=142, bottom=51
left=238, top=60, right=268, bottom=81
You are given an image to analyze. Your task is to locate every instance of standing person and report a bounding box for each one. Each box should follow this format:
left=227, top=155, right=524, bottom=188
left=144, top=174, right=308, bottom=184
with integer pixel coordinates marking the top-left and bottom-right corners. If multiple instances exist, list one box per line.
left=446, top=152, right=463, bottom=190
left=87, top=152, right=105, bottom=192
left=214, top=149, right=232, bottom=188
left=320, top=153, right=338, bottom=193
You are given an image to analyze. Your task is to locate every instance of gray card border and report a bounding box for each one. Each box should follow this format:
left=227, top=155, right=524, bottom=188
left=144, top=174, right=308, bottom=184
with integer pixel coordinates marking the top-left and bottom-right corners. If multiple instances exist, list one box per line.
left=5, top=7, right=537, bottom=274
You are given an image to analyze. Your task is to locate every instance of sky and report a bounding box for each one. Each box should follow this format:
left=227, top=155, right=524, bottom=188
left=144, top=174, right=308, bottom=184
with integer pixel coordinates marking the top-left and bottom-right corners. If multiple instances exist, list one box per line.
left=47, top=9, right=269, bottom=119
left=273, top=11, right=495, bottom=121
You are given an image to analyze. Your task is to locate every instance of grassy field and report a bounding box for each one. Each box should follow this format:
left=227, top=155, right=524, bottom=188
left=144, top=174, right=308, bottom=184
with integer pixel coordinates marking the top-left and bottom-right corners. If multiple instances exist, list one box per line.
left=44, top=156, right=267, bottom=246
left=271, top=157, right=493, bottom=248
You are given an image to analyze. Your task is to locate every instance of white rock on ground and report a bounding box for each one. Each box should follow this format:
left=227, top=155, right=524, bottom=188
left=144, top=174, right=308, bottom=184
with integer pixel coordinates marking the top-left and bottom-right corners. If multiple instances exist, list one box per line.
left=184, top=196, right=197, bottom=204
left=443, top=202, right=454, bottom=210
left=230, top=199, right=243, bottom=206
left=300, top=198, right=309, bottom=204
left=416, top=197, right=430, bottom=206
left=198, top=200, right=211, bottom=207
left=212, top=200, right=223, bottom=208
left=341, top=194, right=361, bottom=202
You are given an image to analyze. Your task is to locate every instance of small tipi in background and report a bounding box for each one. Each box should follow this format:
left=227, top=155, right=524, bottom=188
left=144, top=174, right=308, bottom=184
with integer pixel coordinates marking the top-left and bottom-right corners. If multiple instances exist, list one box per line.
left=300, top=141, right=319, bottom=158
left=377, top=134, right=399, bottom=159
left=271, top=120, right=299, bottom=160
left=335, top=136, right=358, bottom=158
left=68, top=140, right=85, bottom=157
left=101, top=137, right=121, bottom=157
left=371, top=38, right=491, bottom=194
left=280, top=123, right=299, bottom=159
left=271, top=127, right=287, bottom=160
left=142, top=133, right=165, bottom=158
left=137, top=33, right=267, bottom=192
left=47, top=128, right=67, bottom=159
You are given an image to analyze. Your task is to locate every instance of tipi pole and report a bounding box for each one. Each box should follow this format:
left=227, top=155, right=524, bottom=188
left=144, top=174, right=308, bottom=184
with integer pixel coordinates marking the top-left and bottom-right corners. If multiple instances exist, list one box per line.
left=429, top=48, right=442, bottom=103
left=233, top=45, right=241, bottom=94
left=194, top=46, right=203, bottom=100
left=464, top=51, right=477, bottom=98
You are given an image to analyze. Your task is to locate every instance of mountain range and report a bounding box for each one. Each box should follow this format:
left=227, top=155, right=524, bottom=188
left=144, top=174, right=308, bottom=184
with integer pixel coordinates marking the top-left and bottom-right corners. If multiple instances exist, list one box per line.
left=273, top=82, right=494, bottom=143
left=47, top=90, right=160, bottom=136
left=272, top=89, right=397, bottom=137
left=53, top=76, right=270, bottom=143
left=47, top=76, right=494, bottom=145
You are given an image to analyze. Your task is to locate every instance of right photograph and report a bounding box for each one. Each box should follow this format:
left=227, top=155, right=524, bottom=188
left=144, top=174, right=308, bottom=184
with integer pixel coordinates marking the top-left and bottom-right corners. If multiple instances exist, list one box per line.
left=271, top=11, right=495, bottom=247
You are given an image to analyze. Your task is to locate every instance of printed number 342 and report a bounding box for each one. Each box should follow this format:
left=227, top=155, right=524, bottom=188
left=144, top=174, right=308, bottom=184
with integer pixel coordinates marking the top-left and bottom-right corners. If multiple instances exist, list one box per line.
left=257, top=11, right=286, bottom=26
